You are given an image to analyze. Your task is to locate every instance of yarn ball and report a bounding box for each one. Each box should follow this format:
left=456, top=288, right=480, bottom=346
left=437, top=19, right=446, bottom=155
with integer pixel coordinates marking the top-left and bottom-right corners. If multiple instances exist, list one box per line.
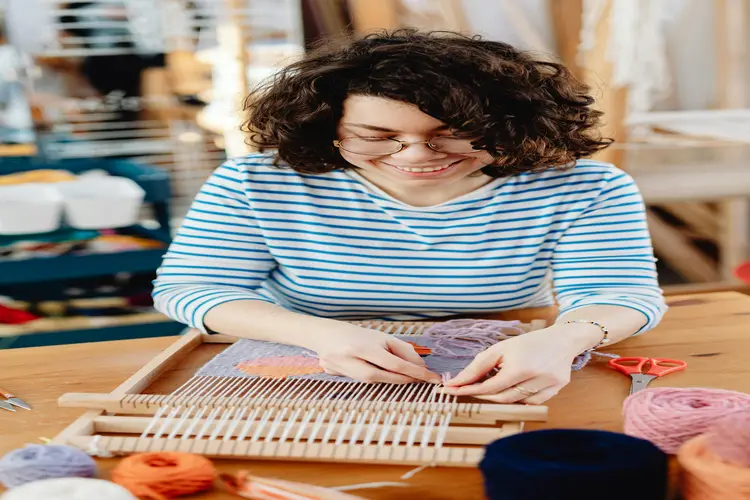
left=111, top=451, right=217, bottom=499
left=677, top=434, right=750, bottom=500
left=0, top=477, right=136, bottom=500
left=705, top=408, right=750, bottom=467
left=0, top=444, right=97, bottom=489
left=622, top=387, right=750, bottom=454
left=479, top=428, right=668, bottom=500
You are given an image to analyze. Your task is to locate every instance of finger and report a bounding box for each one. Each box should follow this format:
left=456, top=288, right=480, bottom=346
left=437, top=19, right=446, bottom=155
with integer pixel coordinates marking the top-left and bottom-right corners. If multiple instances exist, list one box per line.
left=339, top=359, right=419, bottom=384
left=363, top=347, right=441, bottom=384
left=442, top=365, right=532, bottom=396
left=387, top=338, right=428, bottom=366
left=322, top=366, right=344, bottom=376
left=521, top=386, right=563, bottom=405
left=459, top=378, right=552, bottom=404
left=443, top=350, right=500, bottom=387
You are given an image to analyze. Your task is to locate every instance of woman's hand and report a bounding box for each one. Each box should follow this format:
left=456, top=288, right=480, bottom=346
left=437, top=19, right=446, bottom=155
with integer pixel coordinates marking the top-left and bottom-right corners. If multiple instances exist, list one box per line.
left=441, top=326, right=593, bottom=404
left=308, top=325, right=442, bottom=384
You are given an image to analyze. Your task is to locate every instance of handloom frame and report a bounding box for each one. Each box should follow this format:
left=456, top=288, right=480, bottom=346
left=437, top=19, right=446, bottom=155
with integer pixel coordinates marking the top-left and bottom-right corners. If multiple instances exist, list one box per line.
left=52, top=319, right=550, bottom=468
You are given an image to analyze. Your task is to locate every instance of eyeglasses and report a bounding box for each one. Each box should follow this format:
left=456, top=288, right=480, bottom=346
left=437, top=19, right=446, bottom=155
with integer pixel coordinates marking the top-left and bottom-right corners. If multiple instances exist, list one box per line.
left=333, top=136, right=480, bottom=156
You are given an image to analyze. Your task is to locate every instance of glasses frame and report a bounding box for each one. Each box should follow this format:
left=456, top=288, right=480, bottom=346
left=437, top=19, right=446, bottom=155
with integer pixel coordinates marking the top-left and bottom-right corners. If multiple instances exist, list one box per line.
left=332, top=136, right=479, bottom=156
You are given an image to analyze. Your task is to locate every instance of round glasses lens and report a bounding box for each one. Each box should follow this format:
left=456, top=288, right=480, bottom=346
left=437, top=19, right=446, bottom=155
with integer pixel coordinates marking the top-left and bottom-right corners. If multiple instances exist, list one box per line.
left=339, top=138, right=401, bottom=155
left=429, top=137, right=479, bottom=153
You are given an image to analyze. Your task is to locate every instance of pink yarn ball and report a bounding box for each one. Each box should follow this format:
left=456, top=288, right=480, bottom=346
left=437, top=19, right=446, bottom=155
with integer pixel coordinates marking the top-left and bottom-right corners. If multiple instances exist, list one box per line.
left=706, top=408, right=750, bottom=467
left=622, top=387, right=750, bottom=454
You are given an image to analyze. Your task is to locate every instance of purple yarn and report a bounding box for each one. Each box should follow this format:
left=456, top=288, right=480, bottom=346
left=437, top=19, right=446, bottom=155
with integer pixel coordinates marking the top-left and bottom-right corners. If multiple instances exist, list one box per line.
left=0, top=444, right=97, bottom=488
left=423, top=319, right=525, bottom=357
left=423, top=319, right=617, bottom=371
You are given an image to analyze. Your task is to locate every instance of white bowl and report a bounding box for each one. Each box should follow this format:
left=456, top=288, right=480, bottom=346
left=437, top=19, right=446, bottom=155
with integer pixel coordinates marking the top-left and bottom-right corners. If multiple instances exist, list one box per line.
left=0, top=183, right=64, bottom=235
left=56, top=176, right=146, bottom=229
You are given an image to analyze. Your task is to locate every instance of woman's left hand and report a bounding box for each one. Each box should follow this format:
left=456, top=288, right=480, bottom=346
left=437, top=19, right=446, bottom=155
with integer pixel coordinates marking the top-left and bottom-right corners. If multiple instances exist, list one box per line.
left=440, top=327, right=586, bottom=404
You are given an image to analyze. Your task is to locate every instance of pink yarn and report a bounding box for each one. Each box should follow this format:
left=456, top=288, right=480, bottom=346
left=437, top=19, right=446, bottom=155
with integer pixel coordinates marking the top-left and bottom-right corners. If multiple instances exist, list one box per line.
left=622, top=387, right=750, bottom=454
left=705, top=408, right=750, bottom=467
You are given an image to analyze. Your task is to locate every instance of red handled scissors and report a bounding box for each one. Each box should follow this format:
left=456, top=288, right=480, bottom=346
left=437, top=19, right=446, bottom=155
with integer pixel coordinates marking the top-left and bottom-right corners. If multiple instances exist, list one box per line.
left=608, top=357, right=687, bottom=394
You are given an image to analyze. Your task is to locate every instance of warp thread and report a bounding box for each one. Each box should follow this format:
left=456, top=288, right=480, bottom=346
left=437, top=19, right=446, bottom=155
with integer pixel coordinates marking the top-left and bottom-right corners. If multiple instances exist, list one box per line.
left=423, top=319, right=615, bottom=370
left=111, top=452, right=217, bottom=500
left=0, top=477, right=137, bottom=500
left=0, top=444, right=97, bottom=489
left=622, top=387, right=750, bottom=454
left=677, top=409, right=750, bottom=499
left=220, top=470, right=381, bottom=499
left=479, top=428, right=668, bottom=500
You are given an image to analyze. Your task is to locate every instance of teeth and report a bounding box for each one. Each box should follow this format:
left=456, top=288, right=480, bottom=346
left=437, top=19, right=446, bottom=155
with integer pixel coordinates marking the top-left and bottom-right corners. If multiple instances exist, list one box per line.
left=394, top=165, right=449, bottom=173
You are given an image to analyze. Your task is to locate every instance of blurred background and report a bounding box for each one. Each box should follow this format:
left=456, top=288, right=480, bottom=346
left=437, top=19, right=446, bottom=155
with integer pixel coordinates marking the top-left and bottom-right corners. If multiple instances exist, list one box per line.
left=0, top=0, right=748, bottom=349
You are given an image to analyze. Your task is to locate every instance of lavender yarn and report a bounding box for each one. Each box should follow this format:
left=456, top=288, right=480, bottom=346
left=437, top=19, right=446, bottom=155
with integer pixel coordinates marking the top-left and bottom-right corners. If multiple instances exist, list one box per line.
left=423, top=319, right=525, bottom=357
left=0, top=445, right=97, bottom=489
left=423, top=319, right=616, bottom=371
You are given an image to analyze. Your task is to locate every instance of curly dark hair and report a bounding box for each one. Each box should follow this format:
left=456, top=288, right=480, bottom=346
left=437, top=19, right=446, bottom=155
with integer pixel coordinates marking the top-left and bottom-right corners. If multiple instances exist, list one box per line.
left=241, top=29, right=613, bottom=177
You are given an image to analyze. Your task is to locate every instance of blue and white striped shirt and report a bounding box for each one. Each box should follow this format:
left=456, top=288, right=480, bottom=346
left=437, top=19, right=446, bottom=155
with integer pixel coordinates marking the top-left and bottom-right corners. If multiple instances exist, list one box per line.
left=152, top=153, right=667, bottom=334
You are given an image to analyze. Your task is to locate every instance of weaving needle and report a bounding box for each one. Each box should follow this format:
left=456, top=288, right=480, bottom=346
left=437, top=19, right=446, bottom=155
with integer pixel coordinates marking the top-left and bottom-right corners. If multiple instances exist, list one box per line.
left=0, top=387, right=31, bottom=410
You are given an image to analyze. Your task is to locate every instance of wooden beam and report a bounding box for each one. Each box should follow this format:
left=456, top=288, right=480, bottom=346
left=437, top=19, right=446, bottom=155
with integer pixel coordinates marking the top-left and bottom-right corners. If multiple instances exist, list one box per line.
left=715, top=0, right=748, bottom=108
left=646, top=209, right=720, bottom=283
left=720, top=198, right=750, bottom=281
left=548, top=0, right=583, bottom=79
left=576, top=0, right=627, bottom=166
left=714, top=0, right=750, bottom=281
left=346, top=0, right=399, bottom=34
left=657, top=203, right=718, bottom=241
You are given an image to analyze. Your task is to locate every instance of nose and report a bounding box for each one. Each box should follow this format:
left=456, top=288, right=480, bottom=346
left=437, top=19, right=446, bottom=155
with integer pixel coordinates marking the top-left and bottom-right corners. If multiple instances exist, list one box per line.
left=388, top=141, right=447, bottom=163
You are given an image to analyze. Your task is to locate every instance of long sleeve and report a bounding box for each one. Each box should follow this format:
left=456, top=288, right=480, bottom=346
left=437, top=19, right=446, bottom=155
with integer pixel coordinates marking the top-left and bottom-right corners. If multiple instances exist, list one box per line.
left=551, top=167, right=667, bottom=334
left=152, top=160, right=278, bottom=333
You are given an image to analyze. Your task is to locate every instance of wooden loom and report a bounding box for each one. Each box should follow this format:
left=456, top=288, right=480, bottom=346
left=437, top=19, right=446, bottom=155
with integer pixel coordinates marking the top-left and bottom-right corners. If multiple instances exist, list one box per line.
left=52, top=319, right=549, bottom=467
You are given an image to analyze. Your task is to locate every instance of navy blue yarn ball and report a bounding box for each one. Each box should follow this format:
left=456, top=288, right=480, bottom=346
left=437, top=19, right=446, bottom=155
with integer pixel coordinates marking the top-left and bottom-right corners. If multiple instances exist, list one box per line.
left=479, top=429, right=668, bottom=500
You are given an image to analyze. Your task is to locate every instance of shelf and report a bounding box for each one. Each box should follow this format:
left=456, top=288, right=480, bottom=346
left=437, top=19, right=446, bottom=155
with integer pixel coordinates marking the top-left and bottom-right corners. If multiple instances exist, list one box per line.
left=0, top=311, right=186, bottom=349
left=0, top=247, right=167, bottom=285
left=0, top=144, right=38, bottom=157
left=0, top=155, right=177, bottom=348
left=0, top=224, right=170, bottom=285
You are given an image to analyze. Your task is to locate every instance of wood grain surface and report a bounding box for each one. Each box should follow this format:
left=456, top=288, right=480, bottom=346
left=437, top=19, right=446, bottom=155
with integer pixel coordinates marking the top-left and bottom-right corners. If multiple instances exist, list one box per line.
left=1, top=293, right=749, bottom=499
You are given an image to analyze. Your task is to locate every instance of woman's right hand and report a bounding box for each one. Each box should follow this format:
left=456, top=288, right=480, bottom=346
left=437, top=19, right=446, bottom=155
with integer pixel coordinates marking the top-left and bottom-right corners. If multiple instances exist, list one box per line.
left=308, top=325, right=442, bottom=384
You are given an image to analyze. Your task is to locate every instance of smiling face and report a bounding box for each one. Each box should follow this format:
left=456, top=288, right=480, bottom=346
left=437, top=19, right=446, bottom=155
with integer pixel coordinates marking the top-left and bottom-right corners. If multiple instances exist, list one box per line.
left=335, top=95, right=495, bottom=205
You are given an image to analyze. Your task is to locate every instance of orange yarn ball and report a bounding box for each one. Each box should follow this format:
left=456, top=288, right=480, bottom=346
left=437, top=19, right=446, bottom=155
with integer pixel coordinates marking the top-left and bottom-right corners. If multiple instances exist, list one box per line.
left=678, top=434, right=750, bottom=500
left=111, top=452, right=217, bottom=500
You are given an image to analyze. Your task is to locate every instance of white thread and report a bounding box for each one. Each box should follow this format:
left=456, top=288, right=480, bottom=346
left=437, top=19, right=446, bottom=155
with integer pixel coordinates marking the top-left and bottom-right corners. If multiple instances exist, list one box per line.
left=264, top=408, right=288, bottom=442
left=278, top=407, right=302, bottom=444
left=85, top=436, right=113, bottom=459
left=223, top=406, right=248, bottom=441
left=333, top=481, right=409, bottom=491
left=401, top=463, right=431, bottom=480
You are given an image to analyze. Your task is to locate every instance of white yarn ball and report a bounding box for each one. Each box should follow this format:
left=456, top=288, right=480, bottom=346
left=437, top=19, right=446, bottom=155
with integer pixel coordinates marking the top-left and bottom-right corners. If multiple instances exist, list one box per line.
left=0, top=477, right=136, bottom=500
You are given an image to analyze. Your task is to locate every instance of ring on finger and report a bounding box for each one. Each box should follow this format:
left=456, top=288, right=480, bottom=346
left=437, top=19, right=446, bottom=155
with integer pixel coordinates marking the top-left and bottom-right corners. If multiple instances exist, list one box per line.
left=511, top=385, right=537, bottom=396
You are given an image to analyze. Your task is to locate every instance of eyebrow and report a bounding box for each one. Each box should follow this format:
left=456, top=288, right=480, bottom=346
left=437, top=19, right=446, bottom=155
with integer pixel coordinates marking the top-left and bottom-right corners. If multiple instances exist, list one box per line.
left=342, top=123, right=451, bottom=133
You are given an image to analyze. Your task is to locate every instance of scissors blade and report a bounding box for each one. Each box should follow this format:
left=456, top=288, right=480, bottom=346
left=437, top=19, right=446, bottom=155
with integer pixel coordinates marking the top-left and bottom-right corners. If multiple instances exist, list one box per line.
left=6, top=397, right=30, bottom=410
left=0, top=388, right=30, bottom=410
left=0, top=400, right=16, bottom=412
left=629, top=374, right=657, bottom=394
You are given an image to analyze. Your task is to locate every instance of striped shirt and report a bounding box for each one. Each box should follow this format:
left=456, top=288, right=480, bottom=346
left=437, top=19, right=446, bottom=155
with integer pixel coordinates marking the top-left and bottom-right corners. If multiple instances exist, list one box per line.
left=152, top=153, right=667, bottom=335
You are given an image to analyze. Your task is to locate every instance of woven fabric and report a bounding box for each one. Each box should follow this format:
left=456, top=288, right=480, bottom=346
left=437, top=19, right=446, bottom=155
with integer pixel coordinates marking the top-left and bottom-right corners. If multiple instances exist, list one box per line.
left=196, top=336, right=472, bottom=382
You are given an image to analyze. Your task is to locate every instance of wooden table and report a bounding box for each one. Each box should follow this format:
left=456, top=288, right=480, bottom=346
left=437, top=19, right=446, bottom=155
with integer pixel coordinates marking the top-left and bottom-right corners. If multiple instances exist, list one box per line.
left=1, top=292, right=749, bottom=499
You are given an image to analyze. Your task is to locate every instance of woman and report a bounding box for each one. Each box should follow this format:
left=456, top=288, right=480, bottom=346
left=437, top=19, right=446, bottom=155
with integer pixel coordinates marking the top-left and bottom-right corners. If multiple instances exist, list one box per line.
left=153, top=30, right=667, bottom=404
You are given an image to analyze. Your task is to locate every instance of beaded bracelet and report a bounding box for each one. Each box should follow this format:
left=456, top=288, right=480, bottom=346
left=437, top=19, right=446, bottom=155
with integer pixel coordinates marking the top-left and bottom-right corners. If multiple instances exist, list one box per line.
left=564, top=319, right=610, bottom=351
